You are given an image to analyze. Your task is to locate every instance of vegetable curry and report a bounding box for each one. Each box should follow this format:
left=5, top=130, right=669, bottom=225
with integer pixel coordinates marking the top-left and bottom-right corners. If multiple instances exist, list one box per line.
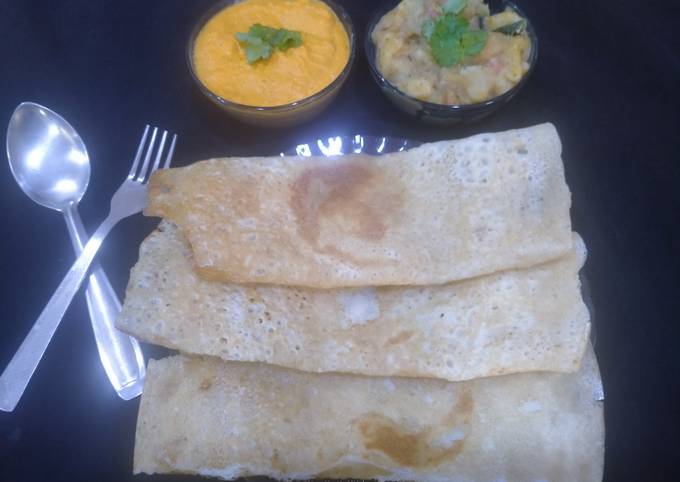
left=372, top=0, right=531, bottom=105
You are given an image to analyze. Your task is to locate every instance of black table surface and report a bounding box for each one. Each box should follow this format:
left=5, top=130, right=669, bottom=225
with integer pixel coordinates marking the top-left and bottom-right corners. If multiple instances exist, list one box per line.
left=1, top=1, right=679, bottom=481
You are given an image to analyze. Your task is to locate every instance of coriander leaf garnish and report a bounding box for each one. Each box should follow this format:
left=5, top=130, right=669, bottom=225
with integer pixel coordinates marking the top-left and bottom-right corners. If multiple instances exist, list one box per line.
left=271, top=29, right=302, bottom=51
left=430, top=32, right=464, bottom=67
left=493, top=19, right=526, bottom=35
left=438, top=13, right=469, bottom=36
left=235, top=24, right=303, bottom=64
left=248, top=24, right=277, bottom=43
left=235, top=32, right=273, bottom=63
left=422, top=1, right=487, bottom=68
left=461, top=29, right=488, bottom=56
left=443, top=0, right=467, bottom=15
left=421, top=19, right=435, bottom=40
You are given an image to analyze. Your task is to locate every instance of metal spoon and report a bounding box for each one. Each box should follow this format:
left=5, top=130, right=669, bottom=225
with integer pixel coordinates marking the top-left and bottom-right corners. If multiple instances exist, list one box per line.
left=5, top=102, right=145, bottom=404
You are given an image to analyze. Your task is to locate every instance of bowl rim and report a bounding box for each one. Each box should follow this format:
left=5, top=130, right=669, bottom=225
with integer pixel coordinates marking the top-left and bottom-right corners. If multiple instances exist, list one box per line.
left=364, top=0, right=539, bottom=112
left=186, top=0, right=357, bottom=112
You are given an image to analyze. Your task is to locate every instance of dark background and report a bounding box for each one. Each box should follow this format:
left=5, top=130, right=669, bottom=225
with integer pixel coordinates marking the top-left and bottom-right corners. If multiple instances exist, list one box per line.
left=1, top=0, right=679, bottom=481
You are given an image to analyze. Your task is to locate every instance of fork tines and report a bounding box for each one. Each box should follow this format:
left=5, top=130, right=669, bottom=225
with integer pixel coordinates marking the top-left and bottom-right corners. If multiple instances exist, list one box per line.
left=128, top=125, right=177, bottom=183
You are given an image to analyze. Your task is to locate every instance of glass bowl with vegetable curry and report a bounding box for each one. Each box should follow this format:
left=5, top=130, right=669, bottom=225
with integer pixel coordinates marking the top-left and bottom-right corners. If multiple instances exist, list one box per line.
left=188, top=0, right=356, bottom=127
left=366, top=0, right=538, bottom=124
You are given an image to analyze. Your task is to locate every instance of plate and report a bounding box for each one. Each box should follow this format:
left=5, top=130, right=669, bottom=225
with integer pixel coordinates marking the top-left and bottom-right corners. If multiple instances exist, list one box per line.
left=281, top=134, right=420, bottom=157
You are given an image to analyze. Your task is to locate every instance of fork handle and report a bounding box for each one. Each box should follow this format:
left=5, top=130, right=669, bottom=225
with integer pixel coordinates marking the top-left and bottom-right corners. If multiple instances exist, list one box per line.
left=63, top=207, right=145, bottom=400
left=0, top=216, right=117, bottom=412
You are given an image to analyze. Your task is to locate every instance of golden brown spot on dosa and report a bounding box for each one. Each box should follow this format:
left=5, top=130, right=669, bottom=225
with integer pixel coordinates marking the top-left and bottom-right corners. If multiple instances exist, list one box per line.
left=290, top=159, right=404, bottom=252
left=454, top=390, right=474, bottom=416
left=358, top=391, right=474, bottom=468
left=316, top=462, right=391, bottom=479
left=385, top=330, right=415, bottom=347
left=199, top=378, right=213, bottom=391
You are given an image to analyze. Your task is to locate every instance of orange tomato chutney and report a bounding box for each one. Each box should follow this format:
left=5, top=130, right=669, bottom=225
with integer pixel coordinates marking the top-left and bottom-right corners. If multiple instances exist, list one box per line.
left=193, top=0, right=350, bottom=107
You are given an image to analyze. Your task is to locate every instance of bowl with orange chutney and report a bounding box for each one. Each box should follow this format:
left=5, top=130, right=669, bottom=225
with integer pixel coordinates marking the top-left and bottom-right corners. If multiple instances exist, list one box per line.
left=188, top=0, right=355, bottom=126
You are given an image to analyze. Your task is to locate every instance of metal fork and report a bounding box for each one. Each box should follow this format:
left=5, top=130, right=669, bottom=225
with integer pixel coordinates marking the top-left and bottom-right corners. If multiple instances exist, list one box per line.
left=0, top=126, right=177, bottom=412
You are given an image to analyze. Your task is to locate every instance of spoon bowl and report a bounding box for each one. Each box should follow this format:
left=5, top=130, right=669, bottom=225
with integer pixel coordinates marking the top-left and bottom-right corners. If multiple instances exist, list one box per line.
left=7, top=102, right=90, bottom=211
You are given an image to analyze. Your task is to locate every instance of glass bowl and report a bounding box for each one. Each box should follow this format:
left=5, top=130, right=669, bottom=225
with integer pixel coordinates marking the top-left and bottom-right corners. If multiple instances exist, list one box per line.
left=187, top=0, right=356, bottom=128
left=365, top=0, right=538, bottom=125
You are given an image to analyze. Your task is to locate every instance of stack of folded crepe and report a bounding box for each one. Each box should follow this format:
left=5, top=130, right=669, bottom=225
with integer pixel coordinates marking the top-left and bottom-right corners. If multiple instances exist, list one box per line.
left=117, top=123, right=604, bottom=481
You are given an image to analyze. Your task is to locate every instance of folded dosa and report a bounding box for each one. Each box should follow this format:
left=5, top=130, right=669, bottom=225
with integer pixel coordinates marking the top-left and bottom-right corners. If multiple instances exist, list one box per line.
left=117, top=222, right=591, bottom=382
left=134, top=346, right=604, bottom=481
left=145, top=123, right=572, bottom=288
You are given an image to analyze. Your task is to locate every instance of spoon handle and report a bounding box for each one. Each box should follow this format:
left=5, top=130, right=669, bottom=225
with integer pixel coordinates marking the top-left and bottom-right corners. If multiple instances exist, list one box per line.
left=63, top=207, right=145, bottom=400
left=0, top=218, right=115, bottom=412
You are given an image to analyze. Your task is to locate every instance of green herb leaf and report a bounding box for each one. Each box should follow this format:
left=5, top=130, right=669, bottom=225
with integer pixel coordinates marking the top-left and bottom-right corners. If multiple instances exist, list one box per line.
left=432, top=13, right=468, bottom=39
left=430, top=34, right=463, bottom=67
left=422, top=8, right=486, bottom=68
left=494, top=19, right=526, bottom=35
left=272, top=29, right=302, bottom=50
left=235, top=24, right=303, bottom=64
left=428, top=13, right=467, bottom=67
left=249, top=24, right=276, bottom=43
left=247, top=40, right=273, bottom=64
left=235, top=32, right=256, bottom=43
left=461, top=29, right=487, bottom=56
left=235, top=33, right=273, bottom=63
left=442, top=0, right=467, bottom=15
left=421, top=19, right=435, bottom=40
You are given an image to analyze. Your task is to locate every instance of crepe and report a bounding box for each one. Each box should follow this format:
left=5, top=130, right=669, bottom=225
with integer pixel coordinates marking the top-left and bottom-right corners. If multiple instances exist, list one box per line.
left=117, top=222, right=591, bottom=382
left=134, top=346, right=604, bottom=481
left=145, top=123, right=572, bottom=288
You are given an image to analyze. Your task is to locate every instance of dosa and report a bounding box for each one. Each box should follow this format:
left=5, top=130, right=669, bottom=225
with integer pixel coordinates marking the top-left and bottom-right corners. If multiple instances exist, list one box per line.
left=145, top=123, right=572, bottom=288
left=117, top=222, right=591, bottom=382
left=134, top=346, right=604, bottom=481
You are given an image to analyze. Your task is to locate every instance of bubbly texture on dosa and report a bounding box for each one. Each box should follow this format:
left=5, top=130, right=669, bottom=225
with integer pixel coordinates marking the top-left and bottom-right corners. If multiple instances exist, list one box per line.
left=118, top=222, right=591, bottom=382
left=145, top=123, right=572, bottom=288
left=134, top=347, right=604, bottom=481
